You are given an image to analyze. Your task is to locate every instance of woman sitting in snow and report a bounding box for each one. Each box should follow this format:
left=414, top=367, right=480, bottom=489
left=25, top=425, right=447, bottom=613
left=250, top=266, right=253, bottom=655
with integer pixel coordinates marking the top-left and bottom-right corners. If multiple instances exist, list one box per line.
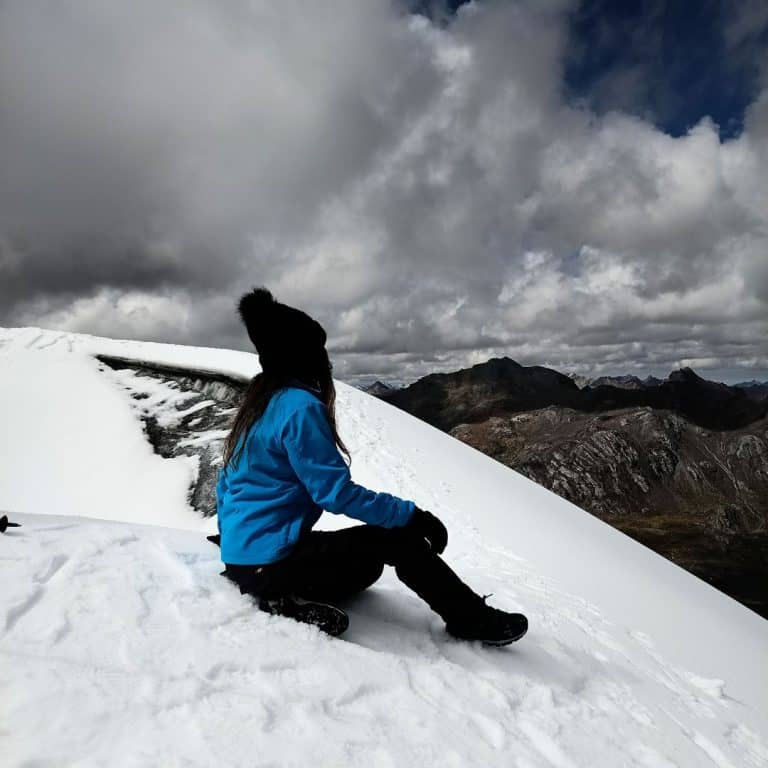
left=215, top=287, right=528, bottom=644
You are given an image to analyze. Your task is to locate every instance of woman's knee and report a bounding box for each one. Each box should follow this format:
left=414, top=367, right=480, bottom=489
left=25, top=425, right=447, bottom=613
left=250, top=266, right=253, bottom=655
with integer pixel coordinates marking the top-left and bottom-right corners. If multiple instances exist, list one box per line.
left=382, top=526, right=432, bottom=564
left=329, top=524, right=430, bottom=567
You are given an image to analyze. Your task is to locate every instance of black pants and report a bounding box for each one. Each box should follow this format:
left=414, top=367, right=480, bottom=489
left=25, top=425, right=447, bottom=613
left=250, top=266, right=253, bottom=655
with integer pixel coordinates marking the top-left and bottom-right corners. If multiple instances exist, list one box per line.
left=224, top=524, right=481, bottom=623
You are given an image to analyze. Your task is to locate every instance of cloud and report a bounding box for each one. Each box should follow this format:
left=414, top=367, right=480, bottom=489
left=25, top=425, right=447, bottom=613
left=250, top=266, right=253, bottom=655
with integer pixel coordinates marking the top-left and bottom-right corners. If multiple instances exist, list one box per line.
left=1, top=0, right=766, bottom=385
left=725, top=0, right=768, bottom=85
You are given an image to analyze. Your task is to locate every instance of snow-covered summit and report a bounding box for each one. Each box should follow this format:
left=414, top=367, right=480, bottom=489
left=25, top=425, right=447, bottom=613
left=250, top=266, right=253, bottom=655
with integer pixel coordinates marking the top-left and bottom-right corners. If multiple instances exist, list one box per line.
left=1, top=326, right=766, bottom=767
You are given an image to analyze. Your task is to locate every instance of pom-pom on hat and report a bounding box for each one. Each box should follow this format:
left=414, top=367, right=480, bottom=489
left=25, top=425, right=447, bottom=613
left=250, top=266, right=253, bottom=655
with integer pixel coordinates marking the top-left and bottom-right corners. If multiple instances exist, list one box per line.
left=238, top=287, right=327, bottom=375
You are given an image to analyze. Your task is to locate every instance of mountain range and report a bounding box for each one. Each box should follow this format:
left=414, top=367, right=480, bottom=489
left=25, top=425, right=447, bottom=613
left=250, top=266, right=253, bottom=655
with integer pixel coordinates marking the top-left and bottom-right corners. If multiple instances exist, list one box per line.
left=367, top=358, right=767, bottom=432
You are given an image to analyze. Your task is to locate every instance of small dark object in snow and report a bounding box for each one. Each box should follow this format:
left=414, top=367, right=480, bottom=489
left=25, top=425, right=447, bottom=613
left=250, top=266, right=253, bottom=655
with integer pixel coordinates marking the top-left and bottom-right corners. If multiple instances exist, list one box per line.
left=0, top=515, right=22, bottom=533
left=207, top=533, right=221, bottom=547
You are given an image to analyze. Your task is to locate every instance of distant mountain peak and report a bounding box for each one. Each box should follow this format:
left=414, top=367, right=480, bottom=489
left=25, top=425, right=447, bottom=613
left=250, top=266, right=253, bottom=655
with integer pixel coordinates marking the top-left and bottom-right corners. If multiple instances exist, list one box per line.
left=472, top=356, right=523, bottom=371
left=668, top=367, right=701, bottom=382
left=361, top=379, right=398, bottom=396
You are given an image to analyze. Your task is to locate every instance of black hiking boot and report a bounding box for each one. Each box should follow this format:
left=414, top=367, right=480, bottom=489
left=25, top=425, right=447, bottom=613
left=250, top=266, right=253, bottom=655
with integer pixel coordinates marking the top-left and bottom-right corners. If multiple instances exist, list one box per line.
left=445, top=596, right=528, bottom=646
left=258, top=595, right=349, bottom=638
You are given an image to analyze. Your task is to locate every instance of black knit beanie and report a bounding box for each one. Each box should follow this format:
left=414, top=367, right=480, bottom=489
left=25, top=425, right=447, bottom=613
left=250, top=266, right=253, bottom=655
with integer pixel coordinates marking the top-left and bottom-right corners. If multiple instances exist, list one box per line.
left=238, top=287, right=327, bottom=375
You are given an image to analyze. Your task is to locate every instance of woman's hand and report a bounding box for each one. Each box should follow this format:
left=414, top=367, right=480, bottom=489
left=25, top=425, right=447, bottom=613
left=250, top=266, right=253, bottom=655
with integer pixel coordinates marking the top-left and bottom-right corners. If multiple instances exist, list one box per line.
left=406, top=507, right=448, bottom=554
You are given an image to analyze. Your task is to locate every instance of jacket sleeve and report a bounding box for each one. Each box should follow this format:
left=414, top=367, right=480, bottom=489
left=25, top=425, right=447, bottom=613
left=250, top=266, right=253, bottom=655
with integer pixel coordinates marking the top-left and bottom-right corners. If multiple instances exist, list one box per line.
left=281, top=399, right=415, bottom=528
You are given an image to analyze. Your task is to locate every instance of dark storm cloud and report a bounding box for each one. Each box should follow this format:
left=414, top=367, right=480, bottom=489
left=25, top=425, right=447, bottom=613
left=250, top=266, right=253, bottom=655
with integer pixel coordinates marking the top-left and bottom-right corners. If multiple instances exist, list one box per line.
left=1, top=0, right=766, bottom=386
left=0, top=1, right=441, bottom=313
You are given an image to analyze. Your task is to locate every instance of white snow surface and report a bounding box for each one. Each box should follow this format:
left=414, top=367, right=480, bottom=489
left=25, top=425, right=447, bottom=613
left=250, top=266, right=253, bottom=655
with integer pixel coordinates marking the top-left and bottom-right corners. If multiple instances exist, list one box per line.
left=1, top=326, right=767, bottom=768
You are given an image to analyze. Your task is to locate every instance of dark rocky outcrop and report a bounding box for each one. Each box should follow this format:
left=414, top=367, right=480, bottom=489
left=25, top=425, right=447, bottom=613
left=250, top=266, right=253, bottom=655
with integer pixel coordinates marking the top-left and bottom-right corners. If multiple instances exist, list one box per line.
left=381, top=357, right=583, bottom=432
left=96, top=354, right=246, bottom=517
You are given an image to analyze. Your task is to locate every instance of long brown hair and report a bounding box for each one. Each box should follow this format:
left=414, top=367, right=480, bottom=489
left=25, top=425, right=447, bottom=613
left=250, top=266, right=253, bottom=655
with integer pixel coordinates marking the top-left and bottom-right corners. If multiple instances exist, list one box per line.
left=222, top=346, right=351, bottom=471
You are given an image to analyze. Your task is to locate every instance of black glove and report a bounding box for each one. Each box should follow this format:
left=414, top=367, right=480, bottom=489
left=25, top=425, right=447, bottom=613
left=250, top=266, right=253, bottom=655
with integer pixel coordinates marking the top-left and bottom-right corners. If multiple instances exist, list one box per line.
left=406, top=507, right=448, bottom=554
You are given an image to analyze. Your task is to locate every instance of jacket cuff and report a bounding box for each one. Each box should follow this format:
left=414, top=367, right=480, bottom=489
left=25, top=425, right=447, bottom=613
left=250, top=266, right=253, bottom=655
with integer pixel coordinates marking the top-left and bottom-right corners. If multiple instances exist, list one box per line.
left=398, top=500, right=417, bottom=527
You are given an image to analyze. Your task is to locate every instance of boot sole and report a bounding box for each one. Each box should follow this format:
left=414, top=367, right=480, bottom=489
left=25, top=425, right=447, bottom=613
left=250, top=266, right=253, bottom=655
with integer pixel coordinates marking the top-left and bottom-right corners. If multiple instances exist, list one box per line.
left=480, top=625, right=528, bottom=646
left=293, top=600, right=350, bottom=637
left=447, top=621, right=529, bottom=646
left=260, top=596, right=349, bottom=637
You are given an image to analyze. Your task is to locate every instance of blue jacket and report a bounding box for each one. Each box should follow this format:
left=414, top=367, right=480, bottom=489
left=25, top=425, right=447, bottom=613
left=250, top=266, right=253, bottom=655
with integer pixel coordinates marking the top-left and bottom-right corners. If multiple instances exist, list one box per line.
left=216, top=384, right=416, bottom=565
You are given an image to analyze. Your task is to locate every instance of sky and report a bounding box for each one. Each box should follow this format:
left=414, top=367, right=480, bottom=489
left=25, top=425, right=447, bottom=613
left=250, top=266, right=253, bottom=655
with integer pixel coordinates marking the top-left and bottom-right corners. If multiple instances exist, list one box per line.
left=1, top=0, right=767, bottom=386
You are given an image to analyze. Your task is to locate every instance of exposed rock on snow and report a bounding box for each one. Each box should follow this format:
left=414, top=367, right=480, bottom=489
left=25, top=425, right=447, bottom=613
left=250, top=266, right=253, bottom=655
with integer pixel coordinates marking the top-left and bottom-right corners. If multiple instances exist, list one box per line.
left=96, top=354, right=246, bottom=516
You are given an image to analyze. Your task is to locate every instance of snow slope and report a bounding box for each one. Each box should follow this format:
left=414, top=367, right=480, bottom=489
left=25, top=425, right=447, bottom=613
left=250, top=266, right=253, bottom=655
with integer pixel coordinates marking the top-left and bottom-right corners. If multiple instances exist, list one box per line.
left=1, top=326, right=767, bottom=767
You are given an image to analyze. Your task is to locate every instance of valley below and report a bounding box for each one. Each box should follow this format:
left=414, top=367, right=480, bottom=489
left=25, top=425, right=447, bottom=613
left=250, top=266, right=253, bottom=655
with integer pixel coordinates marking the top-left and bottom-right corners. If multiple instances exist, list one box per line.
left=450, top=407, right=768, bottom=617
